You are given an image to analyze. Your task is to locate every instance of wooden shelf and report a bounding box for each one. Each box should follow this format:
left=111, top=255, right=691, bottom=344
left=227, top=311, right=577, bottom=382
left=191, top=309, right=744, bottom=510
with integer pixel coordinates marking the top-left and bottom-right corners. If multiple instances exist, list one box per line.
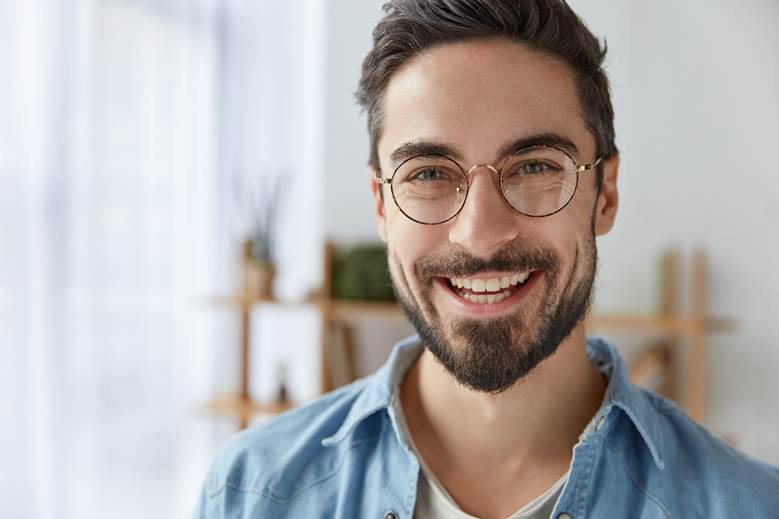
left=208, top=295, right=735, bottom=335
left=586, top=313, right=736, bottom=336
left=207, top=295, right=314, bottom=309
left=207, top=294, right=404, bottom=322
left=324, top=300, right=404, bottom=321
left=315, top=247, right=734, bottom=425
left=205, top=394, right=293, bottom=420
left=204, top=244, right=733, bottom=429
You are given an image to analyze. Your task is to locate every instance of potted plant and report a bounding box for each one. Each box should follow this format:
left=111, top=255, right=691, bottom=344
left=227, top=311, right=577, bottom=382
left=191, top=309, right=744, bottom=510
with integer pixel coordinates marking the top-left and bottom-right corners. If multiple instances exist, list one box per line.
left=235, top=170, right=286, bottom=300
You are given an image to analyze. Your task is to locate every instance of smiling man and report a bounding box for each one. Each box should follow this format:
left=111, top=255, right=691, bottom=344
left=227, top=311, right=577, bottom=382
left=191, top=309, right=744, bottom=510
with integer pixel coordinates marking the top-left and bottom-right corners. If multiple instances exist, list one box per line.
left=196, top=2, right=779, bottom=518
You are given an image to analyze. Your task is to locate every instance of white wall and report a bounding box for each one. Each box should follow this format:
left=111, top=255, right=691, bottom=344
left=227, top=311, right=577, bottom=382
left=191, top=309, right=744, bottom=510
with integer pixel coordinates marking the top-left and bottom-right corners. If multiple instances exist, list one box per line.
left=571, top=0, right=779, bottom=465
left=323, top=0, right=385, bottom=242
left=321, top=0, right=779, bottom=465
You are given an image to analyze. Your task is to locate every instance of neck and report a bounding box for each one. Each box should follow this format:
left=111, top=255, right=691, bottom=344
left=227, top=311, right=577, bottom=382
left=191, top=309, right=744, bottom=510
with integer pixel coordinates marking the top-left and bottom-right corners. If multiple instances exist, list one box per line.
left=400, top=324, right=605, bottom=477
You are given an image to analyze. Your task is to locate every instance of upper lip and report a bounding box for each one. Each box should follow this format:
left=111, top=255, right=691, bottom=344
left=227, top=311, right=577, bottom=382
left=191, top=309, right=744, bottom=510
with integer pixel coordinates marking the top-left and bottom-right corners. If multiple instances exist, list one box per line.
left=447, top=272, right=532, bottom=293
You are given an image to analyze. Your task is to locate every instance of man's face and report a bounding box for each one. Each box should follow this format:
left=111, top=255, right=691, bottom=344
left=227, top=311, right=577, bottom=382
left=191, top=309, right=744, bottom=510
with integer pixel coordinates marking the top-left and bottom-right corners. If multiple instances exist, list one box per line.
left=372, top=38, right=618, bottom=393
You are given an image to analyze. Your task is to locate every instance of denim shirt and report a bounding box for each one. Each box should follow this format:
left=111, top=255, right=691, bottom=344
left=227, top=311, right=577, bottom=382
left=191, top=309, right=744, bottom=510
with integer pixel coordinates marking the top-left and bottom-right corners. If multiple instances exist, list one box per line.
left=195, top=336, right=779, bottom=518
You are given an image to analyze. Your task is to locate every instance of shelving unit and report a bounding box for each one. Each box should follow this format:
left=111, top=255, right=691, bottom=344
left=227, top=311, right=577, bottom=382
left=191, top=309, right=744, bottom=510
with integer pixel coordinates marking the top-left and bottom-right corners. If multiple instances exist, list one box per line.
left=204, top=296, right=300, bottom=429
left=586, top=249, right=735, bottom=423
left=205, top=246, right=734, bottom=429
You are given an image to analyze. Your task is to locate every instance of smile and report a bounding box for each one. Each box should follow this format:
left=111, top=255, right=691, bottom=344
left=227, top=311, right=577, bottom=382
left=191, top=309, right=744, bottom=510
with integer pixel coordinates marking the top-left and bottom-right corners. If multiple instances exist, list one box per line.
left=445, top=272, right=533, bottom=305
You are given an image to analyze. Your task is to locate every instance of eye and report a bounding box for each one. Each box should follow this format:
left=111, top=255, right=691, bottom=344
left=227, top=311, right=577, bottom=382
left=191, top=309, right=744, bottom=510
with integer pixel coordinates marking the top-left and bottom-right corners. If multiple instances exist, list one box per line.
left=516, top=159, right=560, bottom=175
left=409, top=167, right=454, bottom=182
left=394, top=156, right=463, bottom=187
left=502, top=157, right=565, bottom=181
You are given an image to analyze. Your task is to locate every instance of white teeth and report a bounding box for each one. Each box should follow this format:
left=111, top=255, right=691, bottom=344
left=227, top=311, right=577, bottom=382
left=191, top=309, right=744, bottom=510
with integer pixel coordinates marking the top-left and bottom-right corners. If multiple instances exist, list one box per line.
left=461, top=290, right=511, bottom=304
left=471, top=279, right=486, bottom=292
left=449, top=271, right=532, bottom=298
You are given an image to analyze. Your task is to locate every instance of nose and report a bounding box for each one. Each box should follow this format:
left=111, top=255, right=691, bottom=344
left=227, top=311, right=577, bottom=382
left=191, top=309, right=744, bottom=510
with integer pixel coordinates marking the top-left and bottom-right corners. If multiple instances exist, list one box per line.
left=448, top=165, right=519, bottom=257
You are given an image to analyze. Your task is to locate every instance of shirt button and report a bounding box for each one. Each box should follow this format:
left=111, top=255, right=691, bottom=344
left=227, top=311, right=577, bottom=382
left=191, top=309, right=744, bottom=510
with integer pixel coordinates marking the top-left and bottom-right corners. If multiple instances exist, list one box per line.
left=384, top=512, right=399, bottom=519
left=557, top=513, right=573, bottom=519
left=595, top=415, right=607, bottom=431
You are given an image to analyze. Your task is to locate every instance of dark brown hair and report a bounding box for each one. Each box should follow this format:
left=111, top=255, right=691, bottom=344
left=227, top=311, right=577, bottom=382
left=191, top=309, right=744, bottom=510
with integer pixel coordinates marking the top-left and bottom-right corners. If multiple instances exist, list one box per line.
left=355, top=0, right=617, bottom=187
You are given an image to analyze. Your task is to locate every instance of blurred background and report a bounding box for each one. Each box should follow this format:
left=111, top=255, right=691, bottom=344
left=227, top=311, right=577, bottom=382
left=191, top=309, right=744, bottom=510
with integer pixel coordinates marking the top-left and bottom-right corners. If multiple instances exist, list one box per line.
left=1, top=0, right=778, bottom=518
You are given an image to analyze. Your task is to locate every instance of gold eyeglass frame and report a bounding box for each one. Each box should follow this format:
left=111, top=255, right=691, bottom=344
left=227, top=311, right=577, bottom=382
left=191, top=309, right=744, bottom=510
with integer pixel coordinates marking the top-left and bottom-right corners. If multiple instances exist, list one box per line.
left=375, top=145, right=603, bottom=225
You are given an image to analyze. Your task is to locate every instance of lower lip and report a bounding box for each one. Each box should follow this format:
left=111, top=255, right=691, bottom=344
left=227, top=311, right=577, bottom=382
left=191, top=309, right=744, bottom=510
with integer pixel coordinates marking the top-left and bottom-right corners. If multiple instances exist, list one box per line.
left=433, top=271, right=542, bottom=317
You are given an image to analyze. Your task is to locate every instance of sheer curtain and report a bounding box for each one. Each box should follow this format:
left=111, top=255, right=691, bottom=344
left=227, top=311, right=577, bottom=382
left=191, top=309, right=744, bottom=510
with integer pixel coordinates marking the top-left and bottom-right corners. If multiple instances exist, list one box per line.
left=1, top=0, right=227, bottom=517
left=2, top=0, right=328, bottom=516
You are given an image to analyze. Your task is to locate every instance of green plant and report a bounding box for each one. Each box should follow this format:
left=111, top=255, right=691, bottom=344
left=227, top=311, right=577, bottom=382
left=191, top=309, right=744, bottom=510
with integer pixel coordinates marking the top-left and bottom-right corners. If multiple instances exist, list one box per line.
left=331, top=244, right=395, bottom=301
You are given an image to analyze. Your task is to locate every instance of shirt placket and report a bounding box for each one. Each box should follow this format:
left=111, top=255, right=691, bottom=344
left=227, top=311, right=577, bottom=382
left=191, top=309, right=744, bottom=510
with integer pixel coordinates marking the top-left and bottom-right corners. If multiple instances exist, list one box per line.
left=549, top=425, right=604, bottom=519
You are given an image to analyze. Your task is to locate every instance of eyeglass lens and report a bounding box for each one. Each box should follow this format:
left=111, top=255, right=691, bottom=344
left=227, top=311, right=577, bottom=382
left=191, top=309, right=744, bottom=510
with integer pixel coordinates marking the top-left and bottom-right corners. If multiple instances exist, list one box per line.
left=390, top=146, right=579, bottom=224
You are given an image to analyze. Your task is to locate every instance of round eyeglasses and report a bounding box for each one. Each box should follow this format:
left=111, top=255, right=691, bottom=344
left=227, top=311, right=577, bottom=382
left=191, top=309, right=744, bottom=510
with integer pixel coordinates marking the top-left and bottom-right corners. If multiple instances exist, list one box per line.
left=376, top=145, right=603, bottom=225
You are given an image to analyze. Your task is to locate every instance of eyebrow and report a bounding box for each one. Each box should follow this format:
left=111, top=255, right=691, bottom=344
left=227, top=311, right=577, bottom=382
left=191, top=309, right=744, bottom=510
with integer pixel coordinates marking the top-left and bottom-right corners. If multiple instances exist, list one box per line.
left=388, top=133, right=581, bottom=169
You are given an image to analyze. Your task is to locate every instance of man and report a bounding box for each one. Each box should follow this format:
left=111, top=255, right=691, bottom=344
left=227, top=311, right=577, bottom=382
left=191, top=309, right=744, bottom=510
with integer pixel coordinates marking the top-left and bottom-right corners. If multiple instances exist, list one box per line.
left=196, top=1, right=779, bottom=517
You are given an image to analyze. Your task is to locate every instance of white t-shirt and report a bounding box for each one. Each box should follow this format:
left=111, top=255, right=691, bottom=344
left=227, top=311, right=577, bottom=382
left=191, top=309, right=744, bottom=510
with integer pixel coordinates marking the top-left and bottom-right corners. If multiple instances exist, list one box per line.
left=415, top=457, right=566, bottom=519
left=392, top=389, right=606, bottom=519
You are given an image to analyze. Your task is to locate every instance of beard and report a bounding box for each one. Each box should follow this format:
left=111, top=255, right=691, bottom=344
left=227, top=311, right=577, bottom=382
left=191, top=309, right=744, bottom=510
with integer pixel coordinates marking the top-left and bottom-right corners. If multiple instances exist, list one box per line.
left=391, top=237, right=597, bottom=394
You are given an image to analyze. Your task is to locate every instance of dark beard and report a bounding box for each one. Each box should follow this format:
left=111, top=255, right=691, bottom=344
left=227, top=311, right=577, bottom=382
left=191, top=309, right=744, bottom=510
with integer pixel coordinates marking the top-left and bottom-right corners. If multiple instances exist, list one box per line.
left=392, top=239, right=597, bottom=394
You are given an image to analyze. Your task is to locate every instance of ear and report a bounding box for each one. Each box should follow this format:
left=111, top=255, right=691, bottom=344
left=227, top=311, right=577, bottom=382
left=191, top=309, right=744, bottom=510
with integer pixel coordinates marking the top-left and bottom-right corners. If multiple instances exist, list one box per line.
left=370, top=167, right=388, bottom=243
left=593, top=155, right=619, bottom=236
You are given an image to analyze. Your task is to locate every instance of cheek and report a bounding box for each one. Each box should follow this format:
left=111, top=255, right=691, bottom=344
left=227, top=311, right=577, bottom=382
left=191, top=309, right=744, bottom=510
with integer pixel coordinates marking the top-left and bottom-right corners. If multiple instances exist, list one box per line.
left=556, top=199, right=598, bottom=280
left=559, top=181, right=598, bottom=234
left=531, top=209, right=590, bottom=271
left=386, top=204, right=441, bottom=253
left=385, top=212, right=447, bottom=286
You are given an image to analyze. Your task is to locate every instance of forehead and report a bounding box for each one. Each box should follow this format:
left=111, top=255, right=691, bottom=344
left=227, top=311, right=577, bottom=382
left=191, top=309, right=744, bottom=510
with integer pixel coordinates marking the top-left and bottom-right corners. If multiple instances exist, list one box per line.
left=378, top=38, right=594, bottom=166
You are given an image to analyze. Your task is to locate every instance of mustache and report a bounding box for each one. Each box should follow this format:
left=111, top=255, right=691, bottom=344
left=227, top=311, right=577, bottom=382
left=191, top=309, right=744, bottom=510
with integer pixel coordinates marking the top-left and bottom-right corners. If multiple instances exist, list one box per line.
left=415, top=245, right=560, bottom=284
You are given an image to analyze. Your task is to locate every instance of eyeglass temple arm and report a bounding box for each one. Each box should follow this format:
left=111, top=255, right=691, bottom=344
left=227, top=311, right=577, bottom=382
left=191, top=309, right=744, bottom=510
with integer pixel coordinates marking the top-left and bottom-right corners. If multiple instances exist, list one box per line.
left=577, top=156, right=604, bottom=173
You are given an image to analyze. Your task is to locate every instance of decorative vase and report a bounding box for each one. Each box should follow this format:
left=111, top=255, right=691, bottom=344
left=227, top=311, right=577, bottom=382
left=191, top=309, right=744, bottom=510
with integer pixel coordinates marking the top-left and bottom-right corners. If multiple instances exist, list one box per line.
left=241, top=240, right=275, bottom=300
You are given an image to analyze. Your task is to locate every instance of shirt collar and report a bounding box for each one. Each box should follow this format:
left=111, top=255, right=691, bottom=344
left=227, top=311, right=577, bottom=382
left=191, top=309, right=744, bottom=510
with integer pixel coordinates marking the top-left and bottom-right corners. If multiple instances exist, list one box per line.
left=321, top=335, right=421, bottom=447
left=587, top=337, right=665, bottom=469
left=321, top=335, right=665, bottom=469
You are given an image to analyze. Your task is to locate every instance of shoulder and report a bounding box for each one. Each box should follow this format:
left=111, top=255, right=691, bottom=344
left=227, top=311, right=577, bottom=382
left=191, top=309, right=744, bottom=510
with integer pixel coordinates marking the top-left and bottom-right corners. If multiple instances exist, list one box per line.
left=195, top=337, right=423, bottom=517
left=199, top=377, right=378, bottom=507
left=641, top=390, right=779, bottom=514
left=588, top=335, right=779, bottom=515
